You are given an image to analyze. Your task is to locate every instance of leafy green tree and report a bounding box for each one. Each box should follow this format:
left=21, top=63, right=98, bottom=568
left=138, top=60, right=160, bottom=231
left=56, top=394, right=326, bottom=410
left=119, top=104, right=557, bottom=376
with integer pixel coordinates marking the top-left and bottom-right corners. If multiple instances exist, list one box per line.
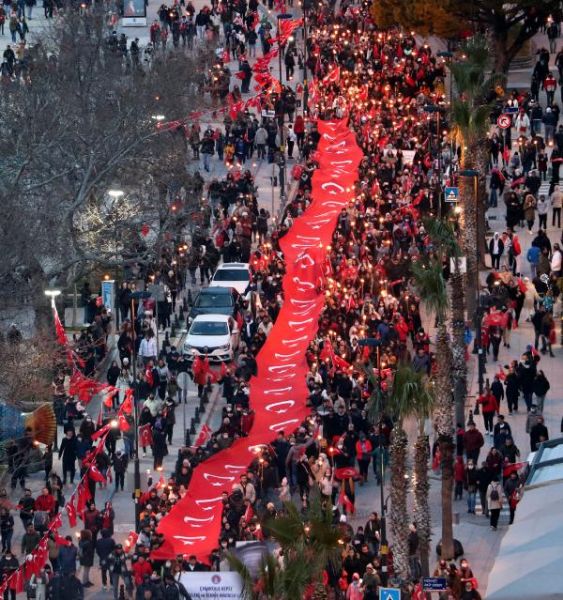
left=229, top=500, right=341, bottom=600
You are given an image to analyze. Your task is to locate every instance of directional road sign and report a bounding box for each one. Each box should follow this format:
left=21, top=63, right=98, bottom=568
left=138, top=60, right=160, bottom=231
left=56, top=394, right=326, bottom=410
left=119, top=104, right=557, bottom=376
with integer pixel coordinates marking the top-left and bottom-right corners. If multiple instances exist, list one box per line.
left=497, top=113, right=511, bottom=129
left=422, top=577, right=448, bottom=591
left=379, top=588, right=401, bottom=600
left=444, top=186, right=459, bottom=203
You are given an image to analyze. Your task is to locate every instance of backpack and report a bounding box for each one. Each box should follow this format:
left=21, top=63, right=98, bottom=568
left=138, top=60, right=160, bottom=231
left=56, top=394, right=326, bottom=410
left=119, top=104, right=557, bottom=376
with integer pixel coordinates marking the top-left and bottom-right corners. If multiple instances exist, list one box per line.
left=490, top=486, right=500, bottom=502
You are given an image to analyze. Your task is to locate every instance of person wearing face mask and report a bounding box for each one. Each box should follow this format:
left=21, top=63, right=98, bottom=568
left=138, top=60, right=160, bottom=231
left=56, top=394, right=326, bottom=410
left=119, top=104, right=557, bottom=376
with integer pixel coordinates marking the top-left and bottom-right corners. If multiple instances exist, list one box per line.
left=0, top=550, right=18, bottom=600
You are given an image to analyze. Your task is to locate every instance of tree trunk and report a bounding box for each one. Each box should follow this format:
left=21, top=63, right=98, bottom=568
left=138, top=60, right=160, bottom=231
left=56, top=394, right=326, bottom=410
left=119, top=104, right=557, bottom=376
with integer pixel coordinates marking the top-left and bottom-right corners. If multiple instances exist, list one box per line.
left=434, top=323, right=455, bottom=560
left=459, top=170, right=478, bottom=320
left=490, top=26, right=511, bottom=74
left=450, top=269, right=467, bottom=427
left=476, top=144, right=489, bottom=269
left=413, top=432, right=431, bottom=578
left=390, top=424, right=410, bottom=581
left=439, top=433, right=455, bottom=560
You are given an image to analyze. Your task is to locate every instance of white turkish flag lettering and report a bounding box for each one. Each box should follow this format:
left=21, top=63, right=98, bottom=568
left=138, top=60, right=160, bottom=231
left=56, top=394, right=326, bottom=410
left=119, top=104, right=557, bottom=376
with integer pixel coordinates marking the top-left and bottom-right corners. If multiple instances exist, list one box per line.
left=265, top=400, right=296, bottom=413
left=267, top=364, right=297, bottom=374
left=202, top=473, right=235, bottom=487
left=172, top=536, right=207, bottom=545
left=183, top=515, right=215, bottom=526
left=263, top=386, right=293, bottom=395
left=269, top=419, right=300, bottom=431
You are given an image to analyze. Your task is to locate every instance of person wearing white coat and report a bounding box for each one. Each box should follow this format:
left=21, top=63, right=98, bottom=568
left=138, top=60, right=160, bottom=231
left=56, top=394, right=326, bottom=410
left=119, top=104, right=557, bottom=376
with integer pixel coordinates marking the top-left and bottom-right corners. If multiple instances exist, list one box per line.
left=138, top=333, right=157, bottom=366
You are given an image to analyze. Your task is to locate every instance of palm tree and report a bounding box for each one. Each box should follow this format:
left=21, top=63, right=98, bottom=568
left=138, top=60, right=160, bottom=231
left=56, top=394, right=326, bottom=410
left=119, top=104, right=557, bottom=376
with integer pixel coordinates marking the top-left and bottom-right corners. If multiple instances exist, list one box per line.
left=411, top=259, right=456, bottom=561
left=389, top=365, right=434, bottom=578
left=423, top=217, right=467, bottom=427
left=387, top=371, right=410, bottom=582
left=229, top=499, right=341, bottom=600
left=450, top=35, right=505, bottom=317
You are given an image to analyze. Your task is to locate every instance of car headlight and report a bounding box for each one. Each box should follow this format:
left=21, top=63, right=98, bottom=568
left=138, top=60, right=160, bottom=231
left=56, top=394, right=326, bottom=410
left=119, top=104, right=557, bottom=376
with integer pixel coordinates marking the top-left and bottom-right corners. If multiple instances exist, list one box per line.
left=184, top=344, right=193, bottom=351
left=218, top=344, right=230, bottom=351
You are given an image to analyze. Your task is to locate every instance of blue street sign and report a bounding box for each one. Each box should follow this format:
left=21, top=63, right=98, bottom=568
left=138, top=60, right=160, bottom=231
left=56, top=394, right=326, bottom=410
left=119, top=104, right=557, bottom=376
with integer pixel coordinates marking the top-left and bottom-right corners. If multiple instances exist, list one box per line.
left=422, top=577, right=448, bottom=591
left=503, top=106, right=518, bottom=114
left=101, top=280, right=115, bottom=312
left=379, top=588, right=401, bottom=600
left=444, top=186, right=459, bottom=203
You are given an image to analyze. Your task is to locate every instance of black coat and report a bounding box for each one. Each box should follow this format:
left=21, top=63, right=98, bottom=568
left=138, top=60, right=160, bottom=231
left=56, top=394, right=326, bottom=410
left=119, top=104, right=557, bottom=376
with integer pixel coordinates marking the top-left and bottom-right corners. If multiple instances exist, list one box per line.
left=58, top=436, right=77, bottom=467
left=79, top=538, right=95, bottom=567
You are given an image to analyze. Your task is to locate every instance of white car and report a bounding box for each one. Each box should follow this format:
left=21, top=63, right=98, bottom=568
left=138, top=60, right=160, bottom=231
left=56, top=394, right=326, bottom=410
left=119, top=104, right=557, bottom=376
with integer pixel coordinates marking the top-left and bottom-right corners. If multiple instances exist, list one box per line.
left=209, top=262, right=251, bottom=295
left=183, top=314, right=240, bottom=363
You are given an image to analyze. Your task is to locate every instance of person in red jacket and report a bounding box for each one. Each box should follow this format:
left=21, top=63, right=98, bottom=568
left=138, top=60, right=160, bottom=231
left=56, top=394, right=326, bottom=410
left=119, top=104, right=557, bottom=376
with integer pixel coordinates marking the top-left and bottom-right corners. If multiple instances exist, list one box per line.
left=463, top=422, right=485, bottom=464
left=355, top=433, right=373, bottom=484
left=477, top=386, right=499, bottom=436
left=454, top=456, right=465, bottom=500
left=34, top=487, right=56, bottom=518
left=131, top=554, right=153, bottom=586
left=192, top=352, right=211, bottom=398
left=543, top=73, right=557, bottom=106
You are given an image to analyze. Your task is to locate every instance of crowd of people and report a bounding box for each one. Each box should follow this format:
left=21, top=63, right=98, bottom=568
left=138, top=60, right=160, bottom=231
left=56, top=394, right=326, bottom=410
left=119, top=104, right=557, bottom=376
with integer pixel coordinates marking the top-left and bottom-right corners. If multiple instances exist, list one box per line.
left=1, top=0, right=562, bottom=599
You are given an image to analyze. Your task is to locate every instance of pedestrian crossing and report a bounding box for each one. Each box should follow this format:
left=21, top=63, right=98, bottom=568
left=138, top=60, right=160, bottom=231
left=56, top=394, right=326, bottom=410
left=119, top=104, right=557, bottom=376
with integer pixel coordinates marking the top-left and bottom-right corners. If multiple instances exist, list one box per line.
left=456, top=498, right=510, bottom=517
left=539, top=181, right=550, bottom=199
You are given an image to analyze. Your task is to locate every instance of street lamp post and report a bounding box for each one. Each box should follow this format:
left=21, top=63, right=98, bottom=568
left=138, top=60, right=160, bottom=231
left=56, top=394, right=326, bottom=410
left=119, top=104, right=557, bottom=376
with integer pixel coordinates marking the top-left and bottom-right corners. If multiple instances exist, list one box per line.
left=358, top=338, right=388, bottom=586
left=277, top=13, right=292, bottom=205
left=45, top=289, right=63, bottom=451
left=375, top=345, right=389, bottom=587
left=129, top=289, right=151, bottom=531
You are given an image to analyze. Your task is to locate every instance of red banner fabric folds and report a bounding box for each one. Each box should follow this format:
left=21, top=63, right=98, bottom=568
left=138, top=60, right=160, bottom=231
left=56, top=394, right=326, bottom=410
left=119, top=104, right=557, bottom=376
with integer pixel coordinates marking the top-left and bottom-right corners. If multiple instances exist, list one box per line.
left=153, top=119, right=361, bottom=561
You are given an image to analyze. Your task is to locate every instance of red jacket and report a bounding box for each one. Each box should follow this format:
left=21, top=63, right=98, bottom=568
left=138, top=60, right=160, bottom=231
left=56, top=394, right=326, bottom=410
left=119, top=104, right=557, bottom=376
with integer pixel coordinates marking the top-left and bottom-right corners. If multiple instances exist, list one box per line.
left=34, top=493, right=56, bottom=515
left=355, top=439, right=373, bottom=461
left=478, top=393, right=498, bottom=414
left=132, top=560, right=153, bottom=586
left=463, top=428, right=485, bottom=453
left=454, top=458, right=465, bottom=482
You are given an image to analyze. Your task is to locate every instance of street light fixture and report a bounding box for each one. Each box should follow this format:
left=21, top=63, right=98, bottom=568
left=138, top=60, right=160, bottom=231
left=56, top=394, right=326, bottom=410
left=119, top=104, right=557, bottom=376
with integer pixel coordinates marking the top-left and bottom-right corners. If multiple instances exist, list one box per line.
left=151, top=115, right=166, bottom=122
left=108, top=189, right=124, bottom=199
left=44, top=289, right=62, bottom=308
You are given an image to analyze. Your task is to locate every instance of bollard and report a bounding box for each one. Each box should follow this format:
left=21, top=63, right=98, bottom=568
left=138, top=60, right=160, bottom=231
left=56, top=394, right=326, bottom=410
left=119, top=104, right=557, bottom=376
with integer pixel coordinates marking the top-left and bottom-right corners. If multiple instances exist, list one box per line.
left=190, top=419, right=196, bottom=434
left=184, top=430, right=191, bottom=446
left=199, top=397, right=206, bottom=413
left=187, top=290, right=193, bottom=306
left=183, top=297, right=188, bottom=311
left=178, top=306, right=185, bottom=322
